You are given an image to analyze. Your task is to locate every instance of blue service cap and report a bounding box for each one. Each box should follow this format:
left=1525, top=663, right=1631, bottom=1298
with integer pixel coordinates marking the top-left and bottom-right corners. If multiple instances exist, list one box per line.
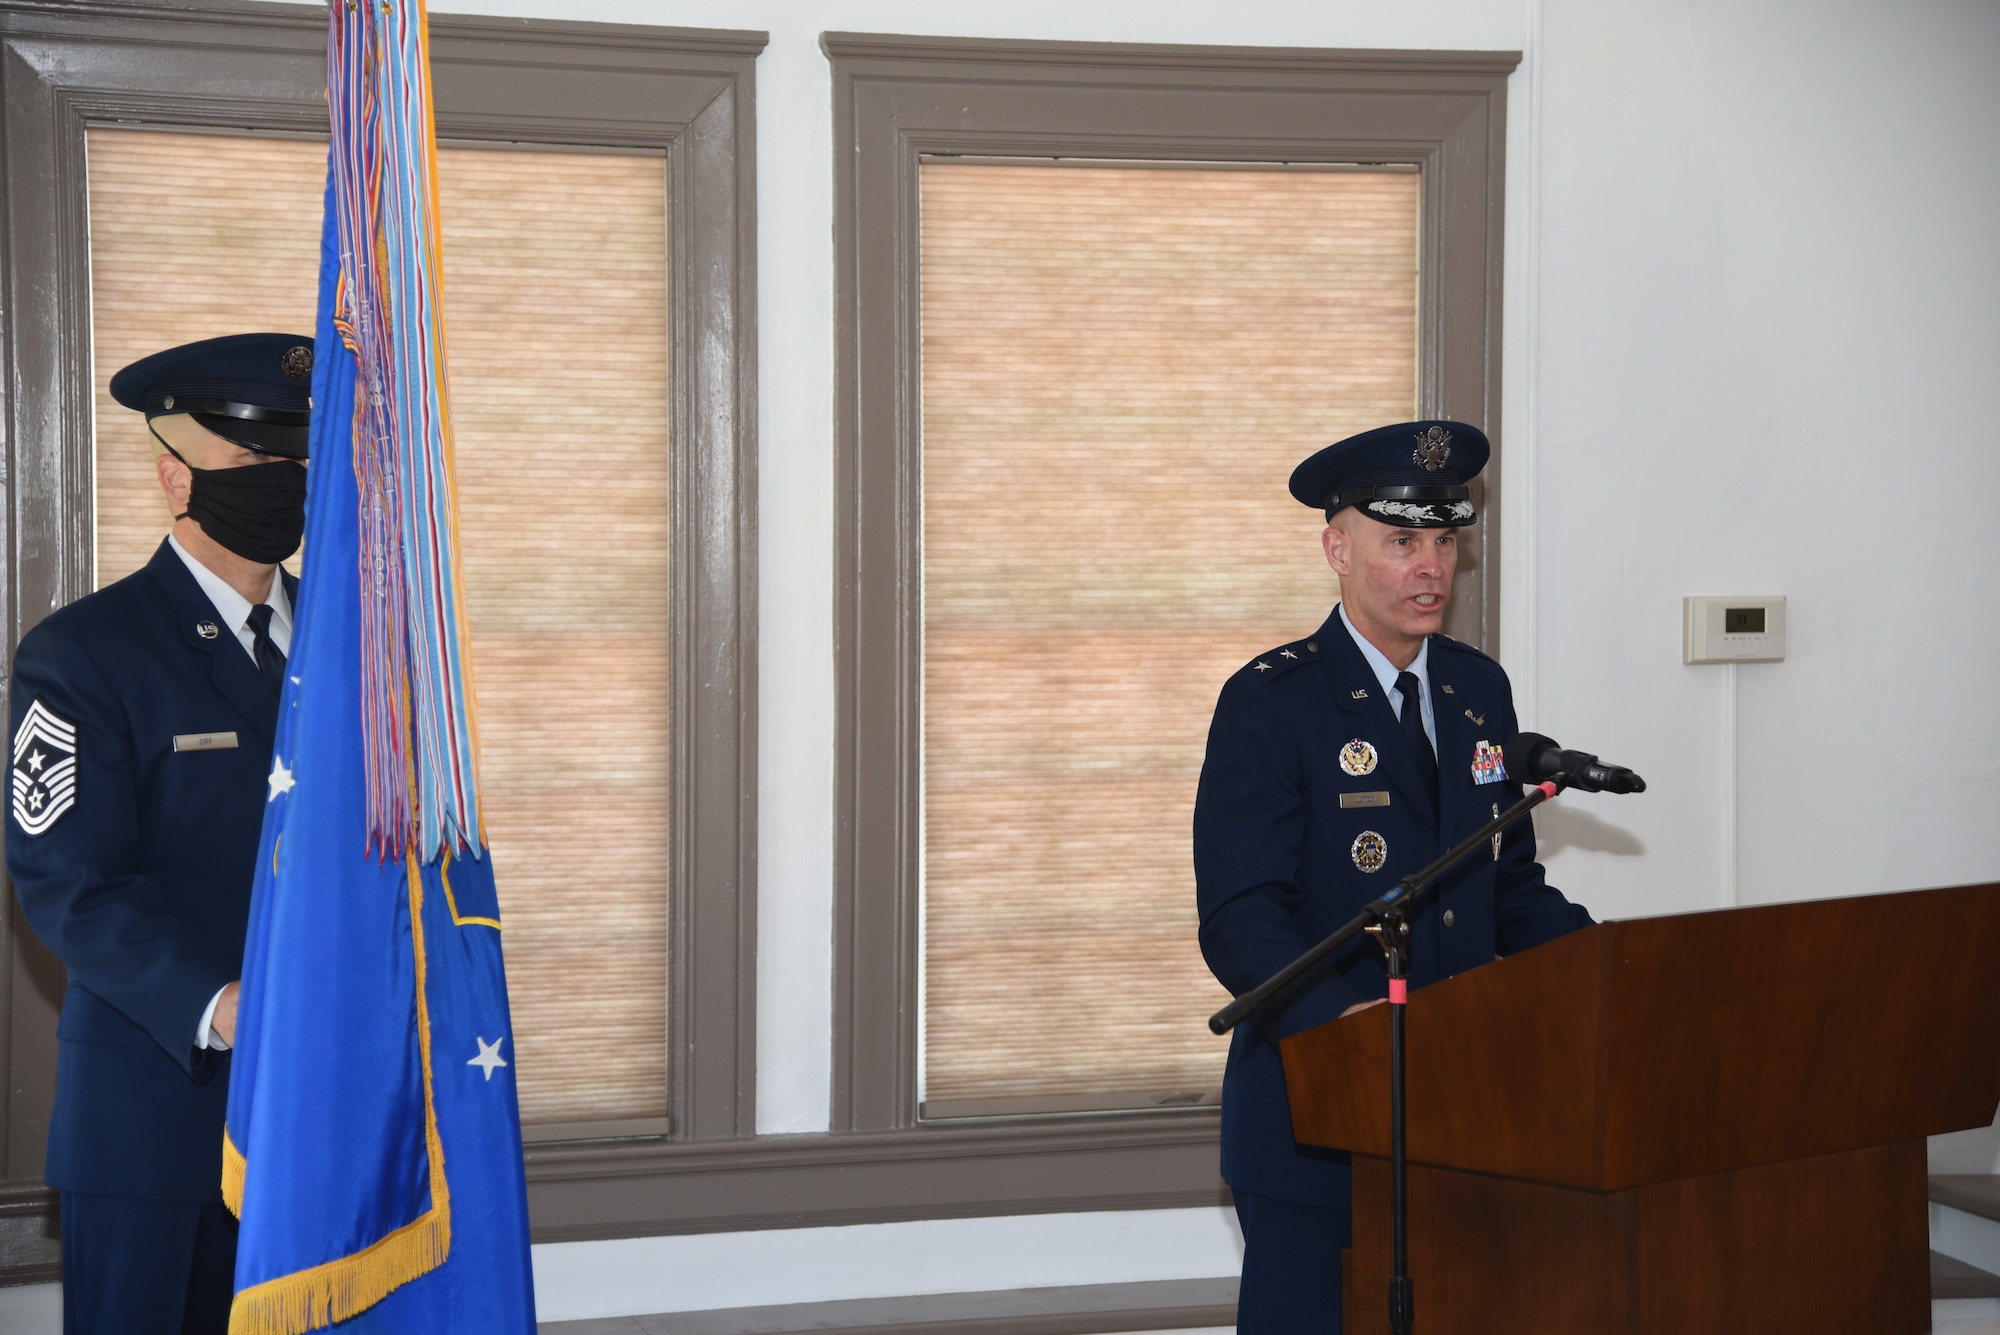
left=110, top=332, right=314, bottom=459
left=1288, top=419, right=1489, bottom=528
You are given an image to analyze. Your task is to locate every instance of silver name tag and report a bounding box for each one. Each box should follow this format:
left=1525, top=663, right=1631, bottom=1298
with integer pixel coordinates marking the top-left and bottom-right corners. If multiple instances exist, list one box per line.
left=172, top=732, right=239, bottom=752
left=1340, top=790, right=1390, bottom=809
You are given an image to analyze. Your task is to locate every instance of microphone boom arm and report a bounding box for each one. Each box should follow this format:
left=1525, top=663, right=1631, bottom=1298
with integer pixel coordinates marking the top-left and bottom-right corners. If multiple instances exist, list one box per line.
left=1207, top=778, right=1562, bottom=1036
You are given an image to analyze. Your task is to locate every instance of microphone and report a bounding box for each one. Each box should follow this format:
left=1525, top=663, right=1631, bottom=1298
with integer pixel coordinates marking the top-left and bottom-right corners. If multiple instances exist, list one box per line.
left=1503, top=731, right=1647, bottom=794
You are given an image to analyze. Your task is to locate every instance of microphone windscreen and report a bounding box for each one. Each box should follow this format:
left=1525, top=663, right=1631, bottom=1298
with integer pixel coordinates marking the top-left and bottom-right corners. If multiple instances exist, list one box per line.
left=1502, top=732, right=1559, bottom=783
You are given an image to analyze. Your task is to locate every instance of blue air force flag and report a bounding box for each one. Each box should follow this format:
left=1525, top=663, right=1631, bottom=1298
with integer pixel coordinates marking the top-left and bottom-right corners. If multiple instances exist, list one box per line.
left=221, top=0, right=535, bottom=1329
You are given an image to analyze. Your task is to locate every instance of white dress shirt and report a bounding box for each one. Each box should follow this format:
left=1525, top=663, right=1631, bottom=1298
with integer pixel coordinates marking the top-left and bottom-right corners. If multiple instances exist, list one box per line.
left=168, top=534, right=292, bottom=1051
left=1338, top=602, right=1436, bottom=751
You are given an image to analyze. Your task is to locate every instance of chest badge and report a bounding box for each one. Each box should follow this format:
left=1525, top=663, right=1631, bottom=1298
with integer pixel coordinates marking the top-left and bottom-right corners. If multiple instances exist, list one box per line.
left=1471, top=739, right=1508, bottom=786
left=1352, top=830, right=1388, bottom=873
left=196, top=620, right=221, bottom=640
left=1339, top=738, right=1379, bottom=776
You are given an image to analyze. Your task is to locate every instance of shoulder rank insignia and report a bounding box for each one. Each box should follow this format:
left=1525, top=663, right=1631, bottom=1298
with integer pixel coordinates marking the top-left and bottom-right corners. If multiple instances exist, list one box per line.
left=1340, top=739, right=1379, bottom=777
left=1252, top=660, right=1273, bottom=673
left=1471, top=740, right=1507, bottom=786
left=12, top=699, right=78, bottom=836
left=1352, top=830, right=1388, bottom=873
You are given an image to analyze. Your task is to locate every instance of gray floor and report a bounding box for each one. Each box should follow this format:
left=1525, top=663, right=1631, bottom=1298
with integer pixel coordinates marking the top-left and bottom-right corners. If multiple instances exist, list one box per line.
left=536, top=1278, right=1237, bottom=1334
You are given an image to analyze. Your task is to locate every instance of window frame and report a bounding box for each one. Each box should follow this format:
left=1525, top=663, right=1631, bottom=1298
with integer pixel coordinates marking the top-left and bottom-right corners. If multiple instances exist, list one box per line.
left=0, top=1, right=761, bottom=1275
left=830, top=31, right=1519, bottom=1182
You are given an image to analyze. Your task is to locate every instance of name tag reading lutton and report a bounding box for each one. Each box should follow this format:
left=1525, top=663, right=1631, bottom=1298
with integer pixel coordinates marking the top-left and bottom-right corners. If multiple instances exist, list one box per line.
left=172, top=732, right=239, bottom=753
left=1340, top=790, right=1390, bottom=809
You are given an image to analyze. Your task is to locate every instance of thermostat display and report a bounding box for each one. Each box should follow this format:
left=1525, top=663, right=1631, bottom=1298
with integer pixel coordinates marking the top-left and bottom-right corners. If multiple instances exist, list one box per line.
left=1684, top=596, right=1786, bottom=664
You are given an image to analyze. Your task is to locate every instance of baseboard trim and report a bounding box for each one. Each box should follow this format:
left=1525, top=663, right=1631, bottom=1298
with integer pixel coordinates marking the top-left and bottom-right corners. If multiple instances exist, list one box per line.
left=539, top=1278, right=1237, bottom=1334
left=0, top=1183, right=59, bottom=1287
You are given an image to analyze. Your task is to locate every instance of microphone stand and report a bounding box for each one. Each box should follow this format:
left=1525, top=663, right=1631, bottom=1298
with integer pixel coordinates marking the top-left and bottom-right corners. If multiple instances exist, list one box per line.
left=1208, top=777, right=1566, bottom=1335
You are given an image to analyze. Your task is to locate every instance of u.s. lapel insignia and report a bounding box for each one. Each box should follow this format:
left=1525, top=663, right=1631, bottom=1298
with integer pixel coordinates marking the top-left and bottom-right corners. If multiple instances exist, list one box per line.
left=1350, top=688, right=1368, bottom=700
left=1339, top=739, right=1379, bottom=777
left=1470, top=740, right=1507, bottom=786
left=1352, top=830, right=1388, bottom=873
left=11, top=699, right=78, bottom=836
left=196, top=620, right=221, bottom=640
left=1492, top=802, right=1502, bottom=860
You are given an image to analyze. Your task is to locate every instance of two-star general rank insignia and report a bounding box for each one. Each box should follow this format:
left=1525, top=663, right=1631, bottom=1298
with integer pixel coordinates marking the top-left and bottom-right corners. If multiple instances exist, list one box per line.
left=12, top=699, right=78, bottom=836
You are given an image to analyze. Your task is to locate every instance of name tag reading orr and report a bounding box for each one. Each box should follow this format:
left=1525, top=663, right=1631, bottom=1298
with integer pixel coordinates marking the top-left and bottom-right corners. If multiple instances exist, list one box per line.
left=172, top=732, right=239, bottom=752
left=1340, top=790, right=1391, bottom=809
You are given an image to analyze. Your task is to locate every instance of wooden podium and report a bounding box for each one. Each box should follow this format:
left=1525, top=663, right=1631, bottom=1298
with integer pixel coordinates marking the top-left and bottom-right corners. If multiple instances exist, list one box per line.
left=1280, top=882, right=2000, bottom=1334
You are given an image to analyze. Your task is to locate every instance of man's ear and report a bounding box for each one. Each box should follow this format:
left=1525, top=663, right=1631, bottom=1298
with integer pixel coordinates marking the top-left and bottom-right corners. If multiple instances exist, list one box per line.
left=1322, top=516, right=1351, bottom=578
left=155, top=449, right=192, bottom=516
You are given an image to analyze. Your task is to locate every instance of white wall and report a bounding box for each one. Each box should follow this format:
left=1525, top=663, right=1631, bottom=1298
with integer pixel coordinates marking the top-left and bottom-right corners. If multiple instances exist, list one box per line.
left=1521, top=0, right=2000, bottom=923
left=418, top=0, right=2000, bottom=1316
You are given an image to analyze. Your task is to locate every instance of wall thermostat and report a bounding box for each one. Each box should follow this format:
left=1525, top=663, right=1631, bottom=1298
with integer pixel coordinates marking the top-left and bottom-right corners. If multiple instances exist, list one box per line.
left=1683, top=596, right=1786, bottom=664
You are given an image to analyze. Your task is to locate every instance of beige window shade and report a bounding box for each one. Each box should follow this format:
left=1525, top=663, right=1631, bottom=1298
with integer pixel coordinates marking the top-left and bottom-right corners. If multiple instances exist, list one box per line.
left=85, top=129, right=671, bottom=1128
left=918, top=162, right=1419, bottom=1117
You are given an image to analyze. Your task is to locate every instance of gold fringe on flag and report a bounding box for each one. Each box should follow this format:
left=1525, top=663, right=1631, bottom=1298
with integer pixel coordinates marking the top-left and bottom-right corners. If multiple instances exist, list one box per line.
left=221, top=1129, right=247, bottom=1218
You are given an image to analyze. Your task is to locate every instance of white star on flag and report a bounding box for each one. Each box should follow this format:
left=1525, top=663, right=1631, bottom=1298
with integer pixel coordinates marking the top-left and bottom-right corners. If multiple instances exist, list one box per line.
left=267, top=757, right=296, bottom=803
left=468, top=1035, right=508, bottom=1081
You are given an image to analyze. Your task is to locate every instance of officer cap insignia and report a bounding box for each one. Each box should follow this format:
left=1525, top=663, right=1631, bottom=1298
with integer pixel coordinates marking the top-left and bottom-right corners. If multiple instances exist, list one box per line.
left=1352, top=830, right=1388, bottom=873
left=196, top=620, right=221, bottom=640
left=1412, top=425, right=1453, bottom=471
left=12, top=699, right=78, bottom=836
left=1339, top=738, right=1379, bottom=776
left=281, top=345, right=314, bottom=381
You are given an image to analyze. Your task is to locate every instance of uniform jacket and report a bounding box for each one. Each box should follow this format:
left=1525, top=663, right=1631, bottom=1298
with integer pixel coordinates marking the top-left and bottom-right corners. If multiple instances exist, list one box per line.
left=1193, top=604, right=1591, bottom=1207
left=6, top=539, right=291, bottom=1201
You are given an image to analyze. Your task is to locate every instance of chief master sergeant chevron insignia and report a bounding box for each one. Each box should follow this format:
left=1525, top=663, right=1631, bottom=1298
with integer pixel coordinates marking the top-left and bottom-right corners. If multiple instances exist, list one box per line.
left=12, top=699, right=78, bottom=836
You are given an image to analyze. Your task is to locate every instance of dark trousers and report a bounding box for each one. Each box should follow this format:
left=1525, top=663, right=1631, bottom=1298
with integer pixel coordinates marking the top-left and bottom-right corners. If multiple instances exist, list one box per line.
left=60, top=1191, right=237, bottom=1335
left=1233, top=1188, right=1353, bottom=1335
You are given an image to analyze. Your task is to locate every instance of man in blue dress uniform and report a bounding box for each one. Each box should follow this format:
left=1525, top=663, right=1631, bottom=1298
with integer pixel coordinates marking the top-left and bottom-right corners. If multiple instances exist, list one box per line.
left=1194, top=421, right=1594, bottom=1333
left=6, top=333, right=312, bottom=1333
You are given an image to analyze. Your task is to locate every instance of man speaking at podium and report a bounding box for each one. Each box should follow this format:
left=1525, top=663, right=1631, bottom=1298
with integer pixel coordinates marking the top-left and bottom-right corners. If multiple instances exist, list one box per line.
left=1193, top=421, right=1595, bottom=1332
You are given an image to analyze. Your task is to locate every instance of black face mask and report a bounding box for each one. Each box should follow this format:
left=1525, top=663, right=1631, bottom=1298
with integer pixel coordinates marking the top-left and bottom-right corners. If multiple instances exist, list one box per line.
left=181, top=460, right=308, bottom=564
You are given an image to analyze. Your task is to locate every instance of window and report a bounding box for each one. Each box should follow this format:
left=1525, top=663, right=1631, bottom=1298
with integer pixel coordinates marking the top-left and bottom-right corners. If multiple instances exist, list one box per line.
left=834, top=33, right=1515, bottom=1213
left=1, top=5, right=756, bottom=1271
left=917, top=160, right=1420, bottom=1119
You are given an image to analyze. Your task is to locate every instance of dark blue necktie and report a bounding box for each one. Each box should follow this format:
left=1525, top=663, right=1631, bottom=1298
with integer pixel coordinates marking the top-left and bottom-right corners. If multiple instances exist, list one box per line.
left=246, top=603, right=286, bottom=696
left=1396, top=669, right=1438, bottom=799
